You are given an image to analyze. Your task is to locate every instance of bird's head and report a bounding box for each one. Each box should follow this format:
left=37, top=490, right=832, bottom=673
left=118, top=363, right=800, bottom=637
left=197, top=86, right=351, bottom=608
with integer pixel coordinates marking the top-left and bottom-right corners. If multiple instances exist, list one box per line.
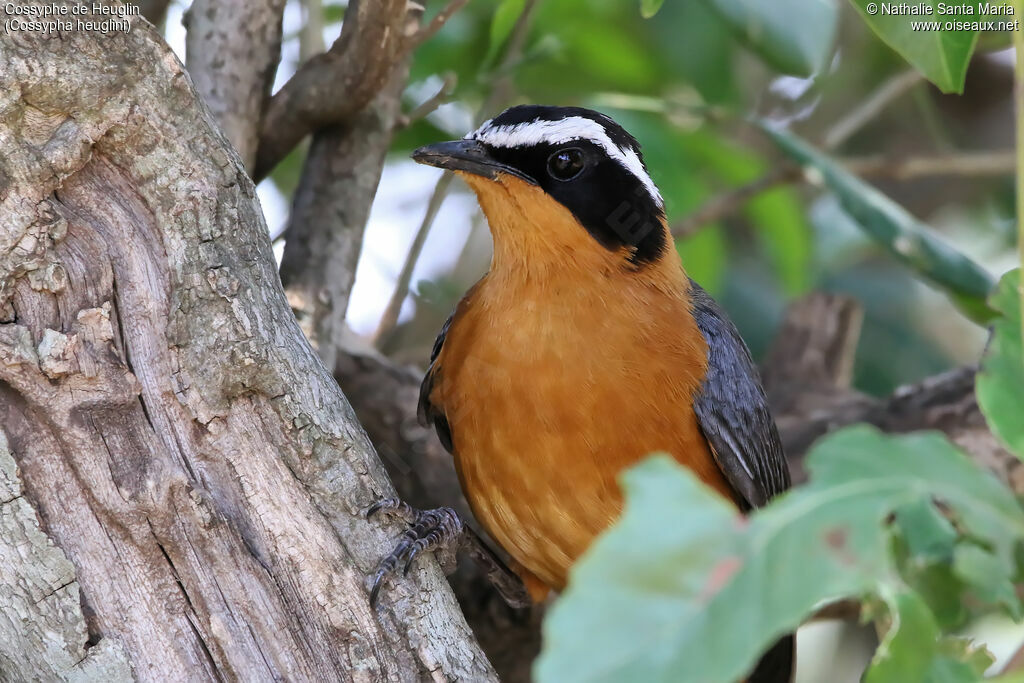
left=413, top=105, right=670, bottom=274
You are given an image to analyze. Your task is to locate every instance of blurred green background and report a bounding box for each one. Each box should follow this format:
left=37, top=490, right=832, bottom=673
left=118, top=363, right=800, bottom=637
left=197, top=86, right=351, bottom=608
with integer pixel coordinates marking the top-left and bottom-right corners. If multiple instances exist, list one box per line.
left=268, top=0, right=1014, bottom=396
left=168, top=0, right=1016, bottom=395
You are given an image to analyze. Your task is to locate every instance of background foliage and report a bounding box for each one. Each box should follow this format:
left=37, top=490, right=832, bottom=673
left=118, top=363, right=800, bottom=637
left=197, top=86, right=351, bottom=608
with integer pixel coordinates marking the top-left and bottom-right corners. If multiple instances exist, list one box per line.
left=266, top=0, right=1017, bottom=394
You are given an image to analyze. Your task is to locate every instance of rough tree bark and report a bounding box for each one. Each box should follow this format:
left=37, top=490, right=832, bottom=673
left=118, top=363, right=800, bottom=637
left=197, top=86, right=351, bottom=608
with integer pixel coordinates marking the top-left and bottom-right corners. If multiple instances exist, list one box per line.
left=0, top=3, right=497, bottom=681
left=252, top=0, right=414, bottom=182
left=280, top=68, right=411, bottom=373
left=184, top=0, right=288, bottom=172
left=178, top=0, right=538, bottom=676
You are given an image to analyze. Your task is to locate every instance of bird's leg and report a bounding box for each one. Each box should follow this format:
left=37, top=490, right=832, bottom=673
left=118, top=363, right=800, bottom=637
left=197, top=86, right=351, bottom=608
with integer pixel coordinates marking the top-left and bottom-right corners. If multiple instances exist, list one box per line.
left=460, top=525, right=533, bottom=607
left=366, top=498, right=531, bottom=608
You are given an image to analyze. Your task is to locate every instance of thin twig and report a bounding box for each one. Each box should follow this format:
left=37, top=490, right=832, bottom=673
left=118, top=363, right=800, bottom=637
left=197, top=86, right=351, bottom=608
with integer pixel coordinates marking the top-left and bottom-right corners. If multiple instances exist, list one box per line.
left=671, top=167, right=801, bottom=237
left=478, top=0, right=540, bottom=119
left=669, top=149, right=1015, bottom=237
left=410, top=0, right=471, bottom=48
left=373, top=173, right=456, bottom=344
left=1002, top=634, right=1024, bottom=674
left=843, top=150, right=1015, bottom=180
left=394, top=72, right=457, bottom=131
left=672, top=69, right=926, bottom=237
left=823, top=69, right=923, bottom=150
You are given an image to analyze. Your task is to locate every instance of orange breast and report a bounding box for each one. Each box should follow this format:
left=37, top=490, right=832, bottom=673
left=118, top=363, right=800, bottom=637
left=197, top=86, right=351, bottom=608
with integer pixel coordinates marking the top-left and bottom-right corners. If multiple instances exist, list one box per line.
left=431, top=269, right=735, bottom=593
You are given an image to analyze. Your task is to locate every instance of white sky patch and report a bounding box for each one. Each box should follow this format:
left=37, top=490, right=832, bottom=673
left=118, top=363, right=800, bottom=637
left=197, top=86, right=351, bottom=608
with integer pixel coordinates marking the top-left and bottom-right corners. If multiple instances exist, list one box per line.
left=468, top=116, right=664, bottom=208
left=769, top=75, right=814, bottom=101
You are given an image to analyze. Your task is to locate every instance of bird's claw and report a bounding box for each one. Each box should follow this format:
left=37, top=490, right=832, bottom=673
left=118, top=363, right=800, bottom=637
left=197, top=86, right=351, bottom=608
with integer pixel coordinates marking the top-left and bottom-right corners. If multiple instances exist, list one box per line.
left=366, top=498, right=465, bottom=607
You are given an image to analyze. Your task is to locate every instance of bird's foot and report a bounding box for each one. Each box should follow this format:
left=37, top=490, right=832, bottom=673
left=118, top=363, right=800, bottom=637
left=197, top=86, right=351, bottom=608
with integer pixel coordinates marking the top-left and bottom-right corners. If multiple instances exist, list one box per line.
left=366, top=497, right=533, bottom=609
left=366, top=498, right=465, bottom=607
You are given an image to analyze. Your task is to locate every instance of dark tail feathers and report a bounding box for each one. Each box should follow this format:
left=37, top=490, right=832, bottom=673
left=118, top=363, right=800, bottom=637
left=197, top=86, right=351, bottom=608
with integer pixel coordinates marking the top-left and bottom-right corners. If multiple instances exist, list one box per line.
left=748, top=633, right=795, bottom=683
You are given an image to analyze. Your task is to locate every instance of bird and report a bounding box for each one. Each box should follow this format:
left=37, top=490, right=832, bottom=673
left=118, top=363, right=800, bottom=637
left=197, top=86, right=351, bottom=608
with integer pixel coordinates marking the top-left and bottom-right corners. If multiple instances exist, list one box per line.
left=368, top=104, right=794, bottom=682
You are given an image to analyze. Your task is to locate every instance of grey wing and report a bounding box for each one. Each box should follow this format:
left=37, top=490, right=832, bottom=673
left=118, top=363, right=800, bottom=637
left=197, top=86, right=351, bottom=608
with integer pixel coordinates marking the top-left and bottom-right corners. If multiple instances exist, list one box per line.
left=689, top=281, right=790, bottom=509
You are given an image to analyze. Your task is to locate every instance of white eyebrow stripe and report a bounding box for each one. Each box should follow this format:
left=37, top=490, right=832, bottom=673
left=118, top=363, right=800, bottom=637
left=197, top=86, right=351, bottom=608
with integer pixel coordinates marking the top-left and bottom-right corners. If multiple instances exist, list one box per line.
left=466, top=116, right=664, bottom=207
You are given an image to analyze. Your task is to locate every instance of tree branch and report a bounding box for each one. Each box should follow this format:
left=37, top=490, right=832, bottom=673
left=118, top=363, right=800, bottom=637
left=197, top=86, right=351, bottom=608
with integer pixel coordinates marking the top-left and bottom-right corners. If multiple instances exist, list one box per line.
left=762, top=296, right=1020, bottom=493
left=671, top=166, right=801, bottom=237
left=670, top=150, right=1014, bottom=237
left=412, top=0, right=472, bottom=48
left=281, top=67, right=413, bottom=373
left=279, top=0, right=461, bottom=374
left=184, top=0, right=288, bottom=171
left=395, top=72, right=458, bottom=131
left=253, top=0, right=417, bottom=181
left=843, top=150, right=1015, bottom=180
left=823, top=69, right=923, bottom=150
left=373, top=172, right=455, bottom=345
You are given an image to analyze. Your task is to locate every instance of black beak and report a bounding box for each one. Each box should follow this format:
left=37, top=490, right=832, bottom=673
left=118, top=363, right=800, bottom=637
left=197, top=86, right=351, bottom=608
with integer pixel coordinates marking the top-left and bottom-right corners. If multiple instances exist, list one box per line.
left=412, top=139, right=537, bottom=185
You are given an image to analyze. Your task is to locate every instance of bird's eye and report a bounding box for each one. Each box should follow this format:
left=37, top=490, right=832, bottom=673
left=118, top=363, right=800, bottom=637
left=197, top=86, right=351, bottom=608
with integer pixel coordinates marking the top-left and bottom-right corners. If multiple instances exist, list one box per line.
left=547, top=148, right=585, bottom=181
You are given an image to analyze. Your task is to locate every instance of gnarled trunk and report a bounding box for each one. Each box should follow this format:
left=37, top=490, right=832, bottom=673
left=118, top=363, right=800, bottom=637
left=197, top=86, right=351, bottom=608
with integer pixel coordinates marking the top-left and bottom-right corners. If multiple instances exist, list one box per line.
left=0, top=4, right=495, bottom=681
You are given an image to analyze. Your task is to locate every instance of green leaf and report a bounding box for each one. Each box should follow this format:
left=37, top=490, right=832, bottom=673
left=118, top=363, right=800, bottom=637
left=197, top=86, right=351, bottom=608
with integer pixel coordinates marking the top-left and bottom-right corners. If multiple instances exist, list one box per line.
left=484, top=0, right=526, bottom=67
left=890, top=501, right=970, bottom=628
left=894, top=499, right=956, bottom=560
left=848, top=0, right=979, bottom=94
left=864, top=589, right=992, bottom=683
left=928, top=637, right=994, bottom=682
left=699, top=0, right=838, bottom=76
left=978, top=269, right=1024, bottom=458
left=865, top=590, right=939, bottom=683
left=640, top=0, right=665, bottom=19
left=536, top=427, right=1024, bottom=683
left=953, top=543, right=1020, bottom=615
left=322, top=0, right=346, bottom=25
left=764, top=126, right=996, bottom=321
left=897, top=559, right=968, bottom=630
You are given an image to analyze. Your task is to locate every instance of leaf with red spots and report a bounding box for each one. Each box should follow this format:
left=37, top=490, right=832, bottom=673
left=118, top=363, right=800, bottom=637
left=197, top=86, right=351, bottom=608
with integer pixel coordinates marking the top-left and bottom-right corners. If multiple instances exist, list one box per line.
left=537, top=427, right=1024, bottom=683
left=700, top=556, right=742, bottom=602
